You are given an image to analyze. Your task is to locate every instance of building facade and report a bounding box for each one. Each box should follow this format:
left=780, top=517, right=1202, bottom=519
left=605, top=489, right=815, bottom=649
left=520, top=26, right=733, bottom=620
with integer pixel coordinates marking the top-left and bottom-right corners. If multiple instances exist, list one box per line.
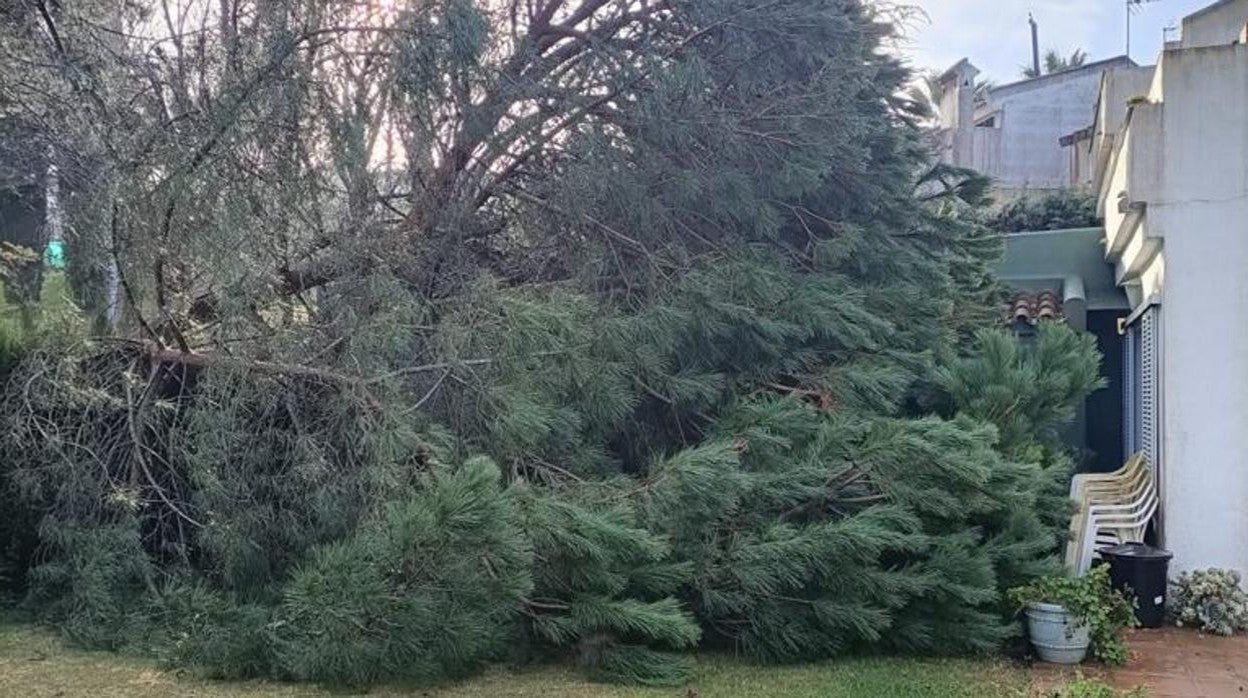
left=1081, top=0, right=1248, bottom=574
left=936, top=56, right=1136, bottom=198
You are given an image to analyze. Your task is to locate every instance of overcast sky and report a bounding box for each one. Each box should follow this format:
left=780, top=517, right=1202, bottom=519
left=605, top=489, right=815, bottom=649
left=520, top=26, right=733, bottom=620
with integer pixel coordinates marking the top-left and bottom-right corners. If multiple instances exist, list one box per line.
left=901, top=0, right=1214, bottom=83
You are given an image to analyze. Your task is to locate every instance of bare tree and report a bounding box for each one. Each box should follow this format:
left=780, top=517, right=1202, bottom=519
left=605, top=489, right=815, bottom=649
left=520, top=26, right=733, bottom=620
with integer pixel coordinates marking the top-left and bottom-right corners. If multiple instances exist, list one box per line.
left=2, top=0, right=928, bottom=365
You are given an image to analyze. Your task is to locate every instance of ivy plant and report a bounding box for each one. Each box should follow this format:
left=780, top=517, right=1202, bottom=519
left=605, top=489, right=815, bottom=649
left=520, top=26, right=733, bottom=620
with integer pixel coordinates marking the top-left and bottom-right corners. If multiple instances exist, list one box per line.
left=1010, top=565, right=1137, bottom=664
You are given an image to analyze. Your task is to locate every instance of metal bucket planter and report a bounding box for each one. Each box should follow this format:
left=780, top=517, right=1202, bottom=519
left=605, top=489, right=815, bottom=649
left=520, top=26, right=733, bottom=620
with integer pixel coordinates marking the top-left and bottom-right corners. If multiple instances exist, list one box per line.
left=1025, top=602, right=1090, bottom=664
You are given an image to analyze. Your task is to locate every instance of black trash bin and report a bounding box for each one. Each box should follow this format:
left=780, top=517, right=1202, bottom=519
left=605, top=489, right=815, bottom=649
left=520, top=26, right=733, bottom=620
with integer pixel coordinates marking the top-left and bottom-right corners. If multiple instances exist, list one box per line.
left=1099, top=542, right=1173, bottom=628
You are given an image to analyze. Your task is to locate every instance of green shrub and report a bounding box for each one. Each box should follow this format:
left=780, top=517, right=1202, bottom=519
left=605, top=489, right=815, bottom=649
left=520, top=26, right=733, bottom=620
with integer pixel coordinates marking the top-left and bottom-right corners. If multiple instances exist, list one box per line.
left=938, top=324, right=1105, bottom=461
left=0, top=263, right=1102, bottom=683
left=516, top=484, right=700, bottom=685
left=1047, top=674, right=1147, bottom=698
left=986, top=191, right=1101, bottom=233
left=638, top=409, right=1063, bottom=661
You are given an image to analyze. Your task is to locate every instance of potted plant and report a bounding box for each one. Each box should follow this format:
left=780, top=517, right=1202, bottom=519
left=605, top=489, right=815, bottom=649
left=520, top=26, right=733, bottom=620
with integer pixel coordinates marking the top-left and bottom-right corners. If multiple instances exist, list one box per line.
left=1009, top=565, right=1137, bottom=665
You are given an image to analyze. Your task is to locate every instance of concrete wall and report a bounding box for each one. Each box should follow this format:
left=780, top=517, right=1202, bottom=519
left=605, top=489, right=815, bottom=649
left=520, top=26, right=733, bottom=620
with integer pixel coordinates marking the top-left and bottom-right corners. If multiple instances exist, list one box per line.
left=1180, top=0, right=1248, bottom=49
left=1152, top=45, right=1248, bottom=574
left=1086, top=66, right=1156, bottom=189
left=978, top=64, right=1127, bottom=193
left=1067, top=134, right=1093, bottom=189
left=937, top=61, right=981, bottom=170
left=968, top=128, right=1002, bottom=179
left=935, top=58, right=1134, bottom=197
left=1099, top=42, right=1248, bottom=574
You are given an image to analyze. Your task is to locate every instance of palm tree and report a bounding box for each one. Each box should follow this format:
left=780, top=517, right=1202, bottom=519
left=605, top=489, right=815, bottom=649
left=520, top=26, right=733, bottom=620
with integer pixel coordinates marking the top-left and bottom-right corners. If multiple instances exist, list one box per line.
left=1021, top=48, right=1088, bottom=78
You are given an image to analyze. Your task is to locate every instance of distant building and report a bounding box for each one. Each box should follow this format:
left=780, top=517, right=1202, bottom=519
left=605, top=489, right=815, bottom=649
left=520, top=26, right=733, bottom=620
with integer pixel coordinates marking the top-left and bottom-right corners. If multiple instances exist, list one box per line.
left=1060, top=64, right=1155, bottom=191
left=935, top=56, right=1137, bottom=198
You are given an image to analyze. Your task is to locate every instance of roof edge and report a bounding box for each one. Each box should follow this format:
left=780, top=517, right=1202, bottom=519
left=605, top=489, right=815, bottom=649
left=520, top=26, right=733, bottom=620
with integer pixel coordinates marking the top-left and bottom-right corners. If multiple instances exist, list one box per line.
left=989, top=56, right=1138, bottom=96
left=938, top=57, right=976, bottom=82
left=1184, top=0, right=1242, bottom=22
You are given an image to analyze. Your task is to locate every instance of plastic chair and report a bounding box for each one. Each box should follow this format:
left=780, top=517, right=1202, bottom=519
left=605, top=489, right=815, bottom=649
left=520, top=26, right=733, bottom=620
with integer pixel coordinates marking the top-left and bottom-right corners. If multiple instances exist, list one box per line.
left=1077, top=465, right=1149, bottom=506
left=1076, top=504, right=1157, bottom=574
left=1074, top=483, right=1158, bottom=574
left=1069, top=454, right=1145, bottom=502
left=1064, top=464, right=1153, bottom=569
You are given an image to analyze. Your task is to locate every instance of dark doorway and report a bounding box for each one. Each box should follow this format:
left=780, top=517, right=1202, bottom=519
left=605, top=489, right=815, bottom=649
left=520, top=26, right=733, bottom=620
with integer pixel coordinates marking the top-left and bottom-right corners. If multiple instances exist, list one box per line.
left=1084, top=309, right=1127, bottom=473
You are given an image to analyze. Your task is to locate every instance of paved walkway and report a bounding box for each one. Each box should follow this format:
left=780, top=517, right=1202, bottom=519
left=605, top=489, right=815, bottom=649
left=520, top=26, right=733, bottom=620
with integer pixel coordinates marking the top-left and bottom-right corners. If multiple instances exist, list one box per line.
left=1032, top=627, right=1248, bottom=697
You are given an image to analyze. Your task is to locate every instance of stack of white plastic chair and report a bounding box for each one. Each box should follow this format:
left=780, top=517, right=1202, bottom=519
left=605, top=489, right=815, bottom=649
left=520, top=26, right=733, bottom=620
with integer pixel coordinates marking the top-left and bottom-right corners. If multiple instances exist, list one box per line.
left=1064, top=453, right=1158, bottom=574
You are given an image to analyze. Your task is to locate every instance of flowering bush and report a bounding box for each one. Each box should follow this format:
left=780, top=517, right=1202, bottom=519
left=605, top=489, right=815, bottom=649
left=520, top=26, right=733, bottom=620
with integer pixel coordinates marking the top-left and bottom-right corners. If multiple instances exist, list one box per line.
left=1169, top=568, right=1248, bottom=636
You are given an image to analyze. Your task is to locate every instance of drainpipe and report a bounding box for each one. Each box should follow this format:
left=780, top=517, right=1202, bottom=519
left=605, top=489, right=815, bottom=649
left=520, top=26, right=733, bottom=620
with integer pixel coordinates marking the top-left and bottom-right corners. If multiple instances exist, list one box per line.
left=1063, top=274, right=1090, bottom=461
left=1062, top=275, right=1087, bottom=332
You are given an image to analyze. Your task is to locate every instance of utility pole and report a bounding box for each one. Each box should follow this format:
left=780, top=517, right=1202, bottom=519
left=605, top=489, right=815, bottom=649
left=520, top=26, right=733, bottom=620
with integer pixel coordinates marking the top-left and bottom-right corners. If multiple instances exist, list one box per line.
left=1029, top=14, right=1041, bottom=77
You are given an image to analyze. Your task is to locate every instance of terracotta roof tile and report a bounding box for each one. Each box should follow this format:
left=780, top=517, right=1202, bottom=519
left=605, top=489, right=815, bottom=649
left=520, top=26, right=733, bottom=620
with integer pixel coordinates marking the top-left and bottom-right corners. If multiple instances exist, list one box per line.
left=1005, top=290, right=1064, bottom=326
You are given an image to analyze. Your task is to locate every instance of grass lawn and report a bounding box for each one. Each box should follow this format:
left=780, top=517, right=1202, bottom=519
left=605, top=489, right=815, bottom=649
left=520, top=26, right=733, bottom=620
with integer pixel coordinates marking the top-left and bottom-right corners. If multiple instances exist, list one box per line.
left=0, top=621, right=1031, bottom=697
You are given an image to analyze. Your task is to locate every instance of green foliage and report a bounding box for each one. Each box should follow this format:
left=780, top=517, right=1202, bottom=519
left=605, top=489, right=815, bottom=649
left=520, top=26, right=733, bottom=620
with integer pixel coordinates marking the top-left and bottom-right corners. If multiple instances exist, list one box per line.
left=181, top=368, right=426, bottom=598
left=273, top=456, right=533, bottom=686
left=937, top=323, right=1103, bottom=555
left=939, top=324, right=1105, bottom=460
left=516, top=485, right=699, bottom=685
left=150, top=582, right=276, bottom=679
left=642, top=437, right=925, bottom=660
left=0, top=0, right=1104, bottom=688
left=638, top=402, right=1067, bottom=661
left=1047, top=674, right=1147, bottom=698
left=24, top=521, right=156, bottom=649
left=0, top=271, right=83, bottom=380
left=1, top=246, right=1098, bottom=681
left=1169, top=568, right=1248, bottom=636
left=985, top=191, right=1101, bottom=233
left=1009, top=566, right=1137, bottom=665
left=0, top=274, right=88, bottom=598
left=0, top=246, right=1098, bottom=683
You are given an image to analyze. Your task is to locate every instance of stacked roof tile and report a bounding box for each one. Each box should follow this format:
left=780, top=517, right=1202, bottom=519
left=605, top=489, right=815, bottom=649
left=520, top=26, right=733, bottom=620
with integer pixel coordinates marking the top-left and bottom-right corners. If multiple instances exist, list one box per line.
left=1006, top=290, right=1063, bottom=326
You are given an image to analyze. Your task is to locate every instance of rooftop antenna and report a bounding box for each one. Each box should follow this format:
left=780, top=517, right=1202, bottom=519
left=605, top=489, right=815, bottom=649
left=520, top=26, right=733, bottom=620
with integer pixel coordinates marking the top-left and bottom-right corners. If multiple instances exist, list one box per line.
left=1162, top=23, right=1179, bottom=46
left=1029, top=13, right=1041, bottom=76
left=1127, top=0, right=1162, bottom=59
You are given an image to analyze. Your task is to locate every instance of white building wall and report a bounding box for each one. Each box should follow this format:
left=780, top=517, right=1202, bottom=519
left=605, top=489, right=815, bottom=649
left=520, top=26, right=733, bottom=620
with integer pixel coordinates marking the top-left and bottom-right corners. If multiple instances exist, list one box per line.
left=1100, top=42, right=1248, bottom=573
left=935, top=57, right=1135, bottom=197
left=1153, top=45, right=1248, bottom=573
left=1085, top=66, right=1156, bottom=189
left=1180, top=0, right=1248, bottom=48
left=985, top=70, right=1108, bottom=192
left=1160, top=200, right=1248, bottom=574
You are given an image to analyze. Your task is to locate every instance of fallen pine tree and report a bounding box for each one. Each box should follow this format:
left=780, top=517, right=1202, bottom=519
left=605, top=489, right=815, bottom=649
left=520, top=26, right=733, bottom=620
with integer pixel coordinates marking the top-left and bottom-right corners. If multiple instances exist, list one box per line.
left=0, top=257, right=1101, bottom=684
left=0, top=0, right=1100, bottom=687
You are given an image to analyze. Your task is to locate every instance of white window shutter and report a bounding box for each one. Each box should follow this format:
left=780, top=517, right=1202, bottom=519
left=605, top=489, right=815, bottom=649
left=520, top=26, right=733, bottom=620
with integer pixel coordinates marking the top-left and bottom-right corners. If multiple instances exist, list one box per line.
left=1123, top=323, right=1138, bottom=457
left=1140, top=307, right=1161, bottom=471
left=1120, top=303, right=1163, bottom=542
